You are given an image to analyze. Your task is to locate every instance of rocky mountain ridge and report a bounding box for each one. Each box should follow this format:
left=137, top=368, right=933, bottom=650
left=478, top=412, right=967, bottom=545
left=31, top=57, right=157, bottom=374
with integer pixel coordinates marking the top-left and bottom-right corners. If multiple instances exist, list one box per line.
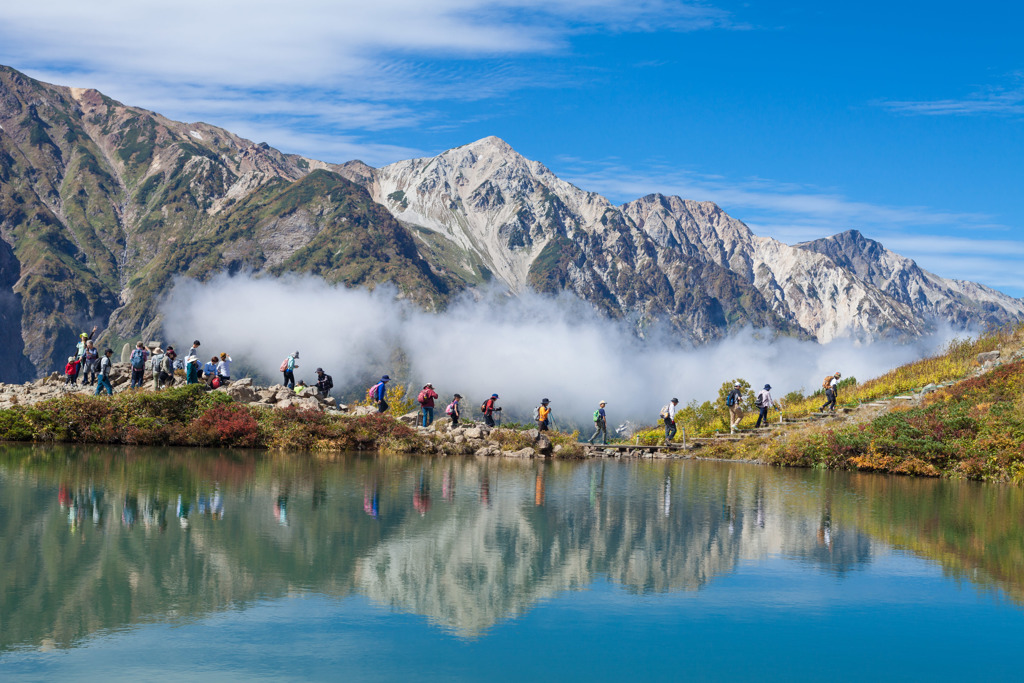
left=1, top=64, right=1022, bottom=382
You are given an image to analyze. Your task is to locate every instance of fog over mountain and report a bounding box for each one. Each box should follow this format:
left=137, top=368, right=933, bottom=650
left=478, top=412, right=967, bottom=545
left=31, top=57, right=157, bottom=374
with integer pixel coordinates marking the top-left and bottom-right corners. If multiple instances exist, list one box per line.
left=1, top=64, right=1021, bottom=383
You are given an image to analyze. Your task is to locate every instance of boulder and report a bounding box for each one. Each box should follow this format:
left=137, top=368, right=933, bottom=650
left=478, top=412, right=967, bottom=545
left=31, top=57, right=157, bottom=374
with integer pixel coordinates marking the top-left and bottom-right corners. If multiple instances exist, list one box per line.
left=257, top=389, right=278, bottom=403
left=348, top=405, right=376, bottom=416
left=535, top=435, right=552, bottom=455
left=232, top=377, right=253, bottom=388
left=525, top=429, right=540, bottom=440
left=978, top=350, right=1000, bottom=364
left=508, top=447, right=536, bottom=458
left=463, top=427, right=483, bottom=440
left=399, top=410, right=420, bottom=425
left=226, top=384, right=258, bottom=403
left=323, top=396, right=336, bottom=407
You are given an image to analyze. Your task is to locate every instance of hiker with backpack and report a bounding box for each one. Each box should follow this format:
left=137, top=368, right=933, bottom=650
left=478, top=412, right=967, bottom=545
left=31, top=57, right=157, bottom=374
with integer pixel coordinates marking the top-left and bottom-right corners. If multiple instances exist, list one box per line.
left=281, top=351, right=299, bottom=389
left=81, top=340, right=99, bottom=385
left=446, top=394, right=462, bottom=427
left=481, top=394, right=501, bottom=427
left=417, top=383, right=439, bottom=427
left=535, top=398, right=552, bottom=431
left=94, top=349, right=115, bottom=396
left=755, top=384, right=777, bottom=428
left=588, top=401, right=608, bottom=444
left=726, top=382, right=744, bottom=434
left=315, top=368, right=334, bottom=397
left=150, top=348, right=165, bottom=390
left=129, top=342, right=149, bottom=389
left=660, top=398, right=680, bottom=443
left=369, top=375, right=390, bottom=413
left=820, top=372, right=841, bottom=413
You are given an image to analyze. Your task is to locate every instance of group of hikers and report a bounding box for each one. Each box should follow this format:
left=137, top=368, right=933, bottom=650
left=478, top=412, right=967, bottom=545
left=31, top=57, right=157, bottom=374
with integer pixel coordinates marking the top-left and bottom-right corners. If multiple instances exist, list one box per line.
left=69, top=336, right=843, bottom=443
left=63, top=332, right=233, bottom=396
left=364, top=371, right=844, bottom=445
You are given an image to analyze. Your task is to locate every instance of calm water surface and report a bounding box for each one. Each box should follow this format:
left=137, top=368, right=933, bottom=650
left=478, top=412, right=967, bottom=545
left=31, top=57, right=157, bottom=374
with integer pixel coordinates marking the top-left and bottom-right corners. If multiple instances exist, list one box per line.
left=2, top=444, right=1023, bottom=681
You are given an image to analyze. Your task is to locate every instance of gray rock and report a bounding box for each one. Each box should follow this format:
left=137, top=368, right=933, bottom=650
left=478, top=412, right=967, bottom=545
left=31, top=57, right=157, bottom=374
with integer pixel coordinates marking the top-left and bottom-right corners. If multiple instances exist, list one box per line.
left=535, top=435, right=552, bottom=455
left=399, top=410, right=420, bottom=425
left=464, top=427, right=483, bottom=439
left=977, top=350, right=1000, bottom=364
left=509, top=447, right=536, bottom=458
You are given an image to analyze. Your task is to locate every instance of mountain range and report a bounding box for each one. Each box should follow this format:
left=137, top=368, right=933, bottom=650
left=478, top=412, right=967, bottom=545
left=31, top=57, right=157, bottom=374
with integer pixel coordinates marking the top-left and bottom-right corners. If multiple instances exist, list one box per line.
left=1, top=64, right=1021, bottom=382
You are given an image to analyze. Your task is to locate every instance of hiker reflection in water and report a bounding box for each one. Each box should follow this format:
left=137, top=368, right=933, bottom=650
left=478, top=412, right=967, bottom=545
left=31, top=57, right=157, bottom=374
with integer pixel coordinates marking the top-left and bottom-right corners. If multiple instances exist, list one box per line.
left=413, top=469, right=432, bottom=516
left=442, top=465, right=455, bottom=503
left=177, top=494, right=191, bottom=529
left=364, top=480, right=379, bottom=519
left=274, top=493, right=289, bottom=526
left=480, top=473, right=491, bottom=507
left=121, top=494, right=138, bottom=529
left=534, top=469, right=545, bottom=506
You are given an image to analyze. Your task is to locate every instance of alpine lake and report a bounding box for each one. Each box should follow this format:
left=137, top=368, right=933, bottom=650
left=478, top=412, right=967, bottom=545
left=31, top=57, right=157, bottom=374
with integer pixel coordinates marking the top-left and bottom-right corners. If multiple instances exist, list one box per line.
left=2, top=444, right=1023, bottom=682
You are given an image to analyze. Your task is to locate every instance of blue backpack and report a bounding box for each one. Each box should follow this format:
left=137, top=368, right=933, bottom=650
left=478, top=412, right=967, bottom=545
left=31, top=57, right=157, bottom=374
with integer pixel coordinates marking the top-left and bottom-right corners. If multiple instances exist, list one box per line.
left=130, top=348, right=146, bottom=369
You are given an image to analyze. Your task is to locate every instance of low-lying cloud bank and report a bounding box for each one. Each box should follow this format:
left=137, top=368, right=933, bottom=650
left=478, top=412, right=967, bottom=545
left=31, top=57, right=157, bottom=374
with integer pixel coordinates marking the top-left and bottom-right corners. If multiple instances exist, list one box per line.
left=163, top=275, right=964, bottom=425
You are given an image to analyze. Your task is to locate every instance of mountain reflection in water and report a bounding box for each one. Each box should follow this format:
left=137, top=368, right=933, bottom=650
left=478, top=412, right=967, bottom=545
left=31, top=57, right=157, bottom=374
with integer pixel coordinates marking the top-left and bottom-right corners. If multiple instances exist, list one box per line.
left=1, top=444, right=1022, bottom=651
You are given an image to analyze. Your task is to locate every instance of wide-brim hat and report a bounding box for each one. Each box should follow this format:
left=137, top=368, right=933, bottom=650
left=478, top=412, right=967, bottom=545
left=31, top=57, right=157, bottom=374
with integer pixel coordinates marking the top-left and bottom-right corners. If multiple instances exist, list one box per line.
left=764, top=384, right=771, bottom=390
left=541, top=398, right=550, bottom=404
left=381, top=375, right=390, bottom=381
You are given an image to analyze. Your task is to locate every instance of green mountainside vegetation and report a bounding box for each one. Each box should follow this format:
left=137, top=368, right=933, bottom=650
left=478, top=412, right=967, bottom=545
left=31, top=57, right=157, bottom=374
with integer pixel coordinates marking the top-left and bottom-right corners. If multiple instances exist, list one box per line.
left=0, top=66, right=453, bottom=382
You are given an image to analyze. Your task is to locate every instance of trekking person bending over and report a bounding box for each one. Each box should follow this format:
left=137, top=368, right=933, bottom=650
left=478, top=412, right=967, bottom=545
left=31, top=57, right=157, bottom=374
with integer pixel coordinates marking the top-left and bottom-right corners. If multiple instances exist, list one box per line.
left=160, top=350, right=176, bottom=389
left=755, top=384, right=776, bottom=428
left=95, top=349, right=115, bottom=396
left=129, top=342, right=149, bottom=389
left=82, top=340, right=99, bottom=385
left=316, top=368, right=334, bottom=397
left=820, top=372, right=841, bottom=413
left=589, top=401, right=608, bottom=444
left=64, top=356, right=82, bottom=387
left=482, top=394, right=500, bottom=427
left=726, top=382, right=744, bottom=434
left=536, top=399, right=552, bottom=432
left=417, top=383, right=438, bottom=427
left=370, top=375, right=390, bottom=413
left=661, top=398, right=679, bottom=443
left=447, top=394, right=462, bottom=427
left=282, top=352, right=299, bottom=389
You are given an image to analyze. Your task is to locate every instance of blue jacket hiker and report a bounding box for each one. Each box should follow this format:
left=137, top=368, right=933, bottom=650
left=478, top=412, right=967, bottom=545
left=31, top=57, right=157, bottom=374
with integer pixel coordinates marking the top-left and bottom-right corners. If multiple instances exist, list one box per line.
left=282, top=351, right=299, bottom=389
left=370, top=375, right=390, bottom=413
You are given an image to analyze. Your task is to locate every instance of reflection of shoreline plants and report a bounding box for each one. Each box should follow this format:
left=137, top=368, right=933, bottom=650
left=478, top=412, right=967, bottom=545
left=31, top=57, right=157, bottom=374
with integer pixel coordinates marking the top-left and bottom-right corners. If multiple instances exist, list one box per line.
left=0, top=386, right=422, bottom=453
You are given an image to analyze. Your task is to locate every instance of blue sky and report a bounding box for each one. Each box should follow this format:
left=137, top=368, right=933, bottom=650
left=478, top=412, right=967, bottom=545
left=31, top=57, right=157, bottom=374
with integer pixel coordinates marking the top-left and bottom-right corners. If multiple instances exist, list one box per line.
left=2, top=0, right=1021, bottom=295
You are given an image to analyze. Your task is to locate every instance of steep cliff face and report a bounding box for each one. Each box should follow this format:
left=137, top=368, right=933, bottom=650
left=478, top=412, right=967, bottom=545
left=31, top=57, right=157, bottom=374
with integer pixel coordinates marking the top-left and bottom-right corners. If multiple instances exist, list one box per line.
left=355, top=137, right=795, bottom=340
left=796, top=230, right=1024, bottom=328
left=0, top=66, right=450, bottom=379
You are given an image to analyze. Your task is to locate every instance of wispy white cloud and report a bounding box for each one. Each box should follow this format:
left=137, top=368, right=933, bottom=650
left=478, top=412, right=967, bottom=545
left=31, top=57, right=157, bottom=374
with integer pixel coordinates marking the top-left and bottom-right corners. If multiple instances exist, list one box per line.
left=877, top=73, right=1024, bottom=117
left=2, top=1, right=729, bottom=162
